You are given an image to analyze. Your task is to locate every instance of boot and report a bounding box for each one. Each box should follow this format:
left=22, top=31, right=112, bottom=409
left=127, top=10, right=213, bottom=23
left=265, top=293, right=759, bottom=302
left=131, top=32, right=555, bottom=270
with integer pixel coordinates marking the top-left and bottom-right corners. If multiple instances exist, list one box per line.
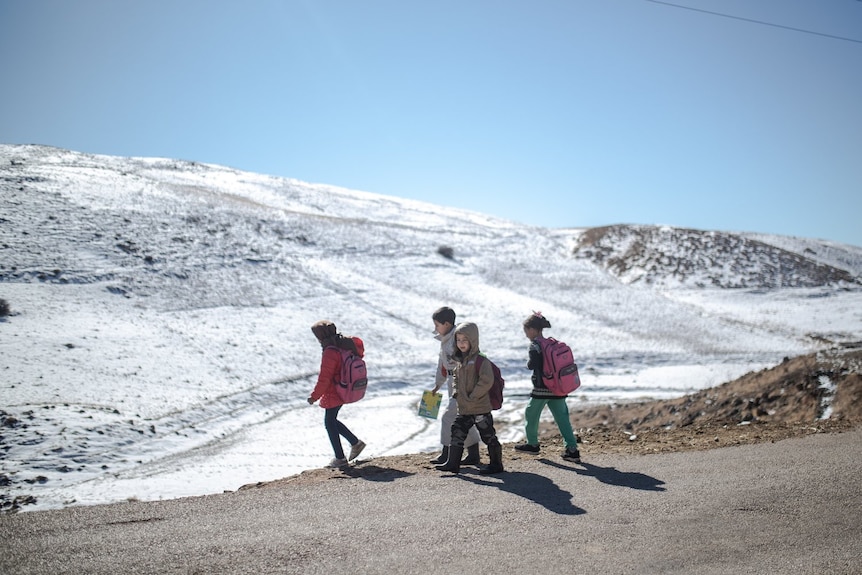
left=429, top=446, right=449, bottom=465
left=461, top=443, right=481, bottom=465
left=479, top=442, right=504, bottom=475
left=435, top=445, right=463, bottom=474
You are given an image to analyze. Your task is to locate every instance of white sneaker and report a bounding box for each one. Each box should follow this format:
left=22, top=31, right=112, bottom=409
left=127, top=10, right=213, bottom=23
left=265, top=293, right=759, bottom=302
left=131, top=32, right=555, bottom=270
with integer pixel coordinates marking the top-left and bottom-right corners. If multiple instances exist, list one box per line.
left=326, top=458, right=348, bottom=468
left=348, top=440, right=366, bottom=461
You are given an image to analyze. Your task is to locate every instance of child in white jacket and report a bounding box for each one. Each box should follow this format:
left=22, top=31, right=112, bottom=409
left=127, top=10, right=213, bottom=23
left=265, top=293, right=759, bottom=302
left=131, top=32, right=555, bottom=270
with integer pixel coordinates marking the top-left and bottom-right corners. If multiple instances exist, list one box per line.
left=429, top=307, right=481, bottom=466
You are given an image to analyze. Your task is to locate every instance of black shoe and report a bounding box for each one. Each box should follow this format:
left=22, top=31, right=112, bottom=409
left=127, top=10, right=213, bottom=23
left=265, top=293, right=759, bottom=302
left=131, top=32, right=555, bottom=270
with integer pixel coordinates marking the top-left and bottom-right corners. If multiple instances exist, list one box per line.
left=479, top=443, right=504, bottom=475
left=430, top=446, right=449, bottom=464
left=479, top=462, right=504, bottom=475
left=461, top=443, right=481, bottom=465
left=435, top=445, right=463, bottom=474
left=562, top=448, right=581, bottom=463
left=514, top=443, right=540, bottom=453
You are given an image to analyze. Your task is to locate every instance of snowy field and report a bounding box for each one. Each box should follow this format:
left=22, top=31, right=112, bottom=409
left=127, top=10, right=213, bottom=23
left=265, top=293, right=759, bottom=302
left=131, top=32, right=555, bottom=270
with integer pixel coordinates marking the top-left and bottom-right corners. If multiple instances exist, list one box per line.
left=2, top=145, right=861, bottom=511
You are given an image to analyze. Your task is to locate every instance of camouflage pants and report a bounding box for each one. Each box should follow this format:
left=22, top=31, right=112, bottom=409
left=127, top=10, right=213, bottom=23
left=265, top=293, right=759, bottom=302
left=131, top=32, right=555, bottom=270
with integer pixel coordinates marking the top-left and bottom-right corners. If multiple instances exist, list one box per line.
left=450, top=412, right=500, bottom=449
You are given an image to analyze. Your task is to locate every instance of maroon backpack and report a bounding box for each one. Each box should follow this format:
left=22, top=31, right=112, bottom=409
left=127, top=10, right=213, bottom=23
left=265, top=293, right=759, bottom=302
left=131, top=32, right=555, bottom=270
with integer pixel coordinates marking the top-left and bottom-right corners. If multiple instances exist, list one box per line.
left=476, top=354, right=504, bottom=410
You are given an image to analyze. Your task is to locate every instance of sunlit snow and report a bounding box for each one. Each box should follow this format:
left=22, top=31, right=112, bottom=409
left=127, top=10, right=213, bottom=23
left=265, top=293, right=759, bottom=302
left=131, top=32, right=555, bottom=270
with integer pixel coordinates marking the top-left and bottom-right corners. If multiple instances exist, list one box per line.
left=1, top=145, right=860, bottom=511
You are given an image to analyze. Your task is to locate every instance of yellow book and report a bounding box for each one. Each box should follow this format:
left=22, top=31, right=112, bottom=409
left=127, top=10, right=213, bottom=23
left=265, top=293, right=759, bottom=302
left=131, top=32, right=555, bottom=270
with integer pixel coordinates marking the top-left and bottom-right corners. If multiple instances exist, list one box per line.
left=418, top=390, right=443, bottom=419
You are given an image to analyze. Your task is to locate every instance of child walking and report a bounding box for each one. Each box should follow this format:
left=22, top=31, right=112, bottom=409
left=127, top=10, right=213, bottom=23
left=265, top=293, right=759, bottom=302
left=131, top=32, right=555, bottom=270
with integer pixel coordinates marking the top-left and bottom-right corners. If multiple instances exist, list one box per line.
left=515, top=312, right=581, bottom=462
left=436, top=322, right=504, bottom=475
left=429, top=306, right=481, bottom=466
left=307, top=320, right=366, bottom=468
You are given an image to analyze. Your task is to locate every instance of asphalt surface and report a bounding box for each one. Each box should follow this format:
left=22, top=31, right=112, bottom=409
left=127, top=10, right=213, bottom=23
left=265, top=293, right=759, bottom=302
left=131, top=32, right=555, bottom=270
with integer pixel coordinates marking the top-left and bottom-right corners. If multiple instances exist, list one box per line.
left=2, top=428, right=861, bottom=575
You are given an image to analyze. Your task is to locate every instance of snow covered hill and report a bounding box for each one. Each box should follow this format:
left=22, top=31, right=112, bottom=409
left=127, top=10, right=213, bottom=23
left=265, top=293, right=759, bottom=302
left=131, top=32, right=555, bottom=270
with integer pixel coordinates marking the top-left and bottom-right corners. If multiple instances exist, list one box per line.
left=2, top=144, right=861, bottom=511
left=574, top=224, right=861, bottom=288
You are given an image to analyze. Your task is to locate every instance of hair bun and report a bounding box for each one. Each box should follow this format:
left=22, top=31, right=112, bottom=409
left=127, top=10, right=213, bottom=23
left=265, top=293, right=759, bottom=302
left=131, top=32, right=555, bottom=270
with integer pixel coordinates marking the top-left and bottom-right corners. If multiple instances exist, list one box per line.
left=523, top=313, right=551, bottom=330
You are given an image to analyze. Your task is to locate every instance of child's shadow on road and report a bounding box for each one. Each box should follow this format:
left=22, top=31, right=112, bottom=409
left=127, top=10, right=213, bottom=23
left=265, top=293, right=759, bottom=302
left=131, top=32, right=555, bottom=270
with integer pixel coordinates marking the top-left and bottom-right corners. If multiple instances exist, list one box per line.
left=457, top=471, right=586, bottom=515
left=337, top=464, right=415, bottom=483
left=539, top=459, right=666, bottom=492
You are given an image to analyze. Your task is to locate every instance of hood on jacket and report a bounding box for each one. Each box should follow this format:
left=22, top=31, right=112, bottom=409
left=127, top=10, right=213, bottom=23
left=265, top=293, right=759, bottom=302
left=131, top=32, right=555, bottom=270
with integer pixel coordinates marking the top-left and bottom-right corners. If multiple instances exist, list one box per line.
left=454, top=321, right=480, bottom=358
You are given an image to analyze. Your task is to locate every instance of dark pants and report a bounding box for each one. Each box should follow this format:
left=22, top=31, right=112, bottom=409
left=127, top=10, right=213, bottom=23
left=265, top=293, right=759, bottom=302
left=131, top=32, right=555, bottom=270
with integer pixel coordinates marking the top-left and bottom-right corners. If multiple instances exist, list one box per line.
left=325, top=406, right=358, bottom=460
left=451, top=412, right=500, bottom=449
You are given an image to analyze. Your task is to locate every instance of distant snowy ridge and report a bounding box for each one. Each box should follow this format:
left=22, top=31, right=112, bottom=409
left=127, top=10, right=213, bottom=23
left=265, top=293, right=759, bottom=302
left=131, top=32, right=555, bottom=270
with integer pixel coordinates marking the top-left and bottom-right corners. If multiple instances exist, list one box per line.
left=574, top=224, right=862, bottom=289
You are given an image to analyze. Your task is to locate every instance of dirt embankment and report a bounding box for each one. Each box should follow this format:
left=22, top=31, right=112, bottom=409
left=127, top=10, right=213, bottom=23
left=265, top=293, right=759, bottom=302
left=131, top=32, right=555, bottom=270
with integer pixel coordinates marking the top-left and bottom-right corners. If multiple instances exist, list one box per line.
left=567, top=345, right=862, bottom=456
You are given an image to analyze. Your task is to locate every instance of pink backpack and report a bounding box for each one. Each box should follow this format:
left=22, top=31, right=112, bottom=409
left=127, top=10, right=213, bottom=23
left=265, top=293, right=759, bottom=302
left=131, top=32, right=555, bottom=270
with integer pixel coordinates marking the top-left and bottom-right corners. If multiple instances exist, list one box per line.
left=331, top=337, right=368, bottom=403
left=538, top=337, right=580, bottom=396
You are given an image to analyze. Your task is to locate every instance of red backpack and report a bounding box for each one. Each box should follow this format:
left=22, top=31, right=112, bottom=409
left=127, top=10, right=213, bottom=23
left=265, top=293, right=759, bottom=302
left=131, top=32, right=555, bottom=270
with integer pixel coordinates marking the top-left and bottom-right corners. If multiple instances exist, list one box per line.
left=331, top=337, right=368, bottom=404
left=538, top=337, right=580, bottom=396
left=475, top=354, right=504, bottom=410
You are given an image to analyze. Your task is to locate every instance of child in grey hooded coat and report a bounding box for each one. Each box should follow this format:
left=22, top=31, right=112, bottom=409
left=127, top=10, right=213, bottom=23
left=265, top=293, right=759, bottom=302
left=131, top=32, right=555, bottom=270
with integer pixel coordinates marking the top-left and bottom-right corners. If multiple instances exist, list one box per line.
left=435, top=321, right=504, bottom=475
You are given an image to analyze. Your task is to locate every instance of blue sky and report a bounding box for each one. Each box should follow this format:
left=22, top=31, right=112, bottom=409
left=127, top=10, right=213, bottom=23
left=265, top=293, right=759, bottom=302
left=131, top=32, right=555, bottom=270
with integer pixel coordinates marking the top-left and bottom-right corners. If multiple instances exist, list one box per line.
left=2, top=0, right=861, bottom=246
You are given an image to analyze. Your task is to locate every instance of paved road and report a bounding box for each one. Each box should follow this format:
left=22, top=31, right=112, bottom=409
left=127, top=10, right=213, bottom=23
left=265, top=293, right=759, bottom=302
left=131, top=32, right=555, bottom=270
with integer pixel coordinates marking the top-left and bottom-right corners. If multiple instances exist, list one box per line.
left=2, top=428, right=861, bottom=575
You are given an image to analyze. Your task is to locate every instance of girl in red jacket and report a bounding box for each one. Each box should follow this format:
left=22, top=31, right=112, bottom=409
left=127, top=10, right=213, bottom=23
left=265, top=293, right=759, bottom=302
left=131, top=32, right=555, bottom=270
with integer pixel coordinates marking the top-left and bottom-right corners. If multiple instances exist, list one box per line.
left=308, top=320, right=366, bottom=468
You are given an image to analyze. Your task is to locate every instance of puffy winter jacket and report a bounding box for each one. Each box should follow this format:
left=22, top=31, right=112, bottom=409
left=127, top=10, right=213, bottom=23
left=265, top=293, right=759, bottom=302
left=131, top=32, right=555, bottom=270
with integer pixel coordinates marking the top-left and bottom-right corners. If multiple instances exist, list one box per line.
left=452, top=322, right=494, bottom=415
left=310, top=346, right=344, bottom=408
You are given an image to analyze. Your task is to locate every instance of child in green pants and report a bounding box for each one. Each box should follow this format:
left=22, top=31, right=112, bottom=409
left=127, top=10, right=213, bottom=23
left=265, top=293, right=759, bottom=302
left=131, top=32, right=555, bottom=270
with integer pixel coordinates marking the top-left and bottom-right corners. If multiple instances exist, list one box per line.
left=515, top=312, right=581, bottom=462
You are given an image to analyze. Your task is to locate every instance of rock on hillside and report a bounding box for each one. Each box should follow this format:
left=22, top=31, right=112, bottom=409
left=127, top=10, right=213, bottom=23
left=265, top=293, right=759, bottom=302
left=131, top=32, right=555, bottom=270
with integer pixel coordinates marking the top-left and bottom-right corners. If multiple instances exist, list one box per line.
left=574, top=224, right=862, bottom=288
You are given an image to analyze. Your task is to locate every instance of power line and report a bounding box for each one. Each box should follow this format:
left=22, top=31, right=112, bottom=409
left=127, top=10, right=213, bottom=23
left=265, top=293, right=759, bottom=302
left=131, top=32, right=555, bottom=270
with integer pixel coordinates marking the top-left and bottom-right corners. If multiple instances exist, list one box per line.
left=643, top=0, right=862, bottom=45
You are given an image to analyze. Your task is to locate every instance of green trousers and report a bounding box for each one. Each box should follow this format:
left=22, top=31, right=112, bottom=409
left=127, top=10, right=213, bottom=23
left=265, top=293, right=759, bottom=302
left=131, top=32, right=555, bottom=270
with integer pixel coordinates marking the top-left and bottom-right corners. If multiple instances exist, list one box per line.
left=524, top=397, right=578, bottom=448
